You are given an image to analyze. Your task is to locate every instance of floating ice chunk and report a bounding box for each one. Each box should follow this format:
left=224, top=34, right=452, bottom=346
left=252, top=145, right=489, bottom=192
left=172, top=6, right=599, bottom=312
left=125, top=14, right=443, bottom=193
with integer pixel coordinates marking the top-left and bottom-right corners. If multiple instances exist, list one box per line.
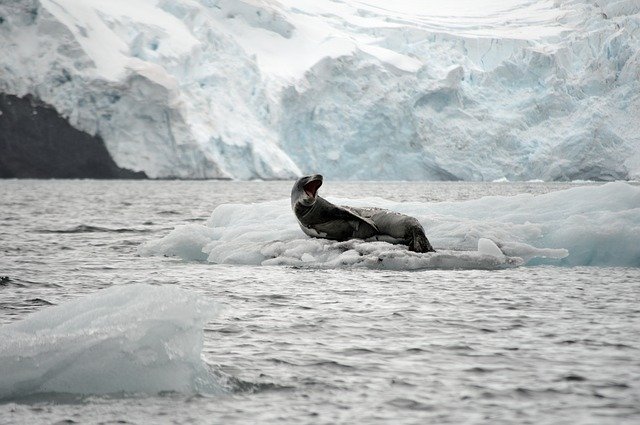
left=137, top=224, right=215, bottom=261
left=301, top=253, right=316, bottom=262
left=259, top=239, right=523, bottom=270
left=0, top=284, right=223, bottom=400
left=140, top=182, right=640, bottom=268
left=500, top=242, right=568, bottom=264
left=478, top=238, right=504, bottom=258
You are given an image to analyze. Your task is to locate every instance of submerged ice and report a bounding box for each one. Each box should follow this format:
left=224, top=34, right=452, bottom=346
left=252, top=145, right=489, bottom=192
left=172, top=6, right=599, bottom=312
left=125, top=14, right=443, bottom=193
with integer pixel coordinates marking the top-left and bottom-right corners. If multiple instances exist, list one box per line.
left=1, top=0, right=639, bottom=180
left=0, top=284, right=222, bottom=400
left=139, top=182, right=640, bottom=269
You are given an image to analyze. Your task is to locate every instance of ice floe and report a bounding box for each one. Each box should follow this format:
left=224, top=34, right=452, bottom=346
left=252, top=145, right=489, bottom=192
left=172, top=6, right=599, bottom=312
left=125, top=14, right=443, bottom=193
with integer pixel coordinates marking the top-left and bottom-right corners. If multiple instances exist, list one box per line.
left=140, top=182, right=640, bottom=269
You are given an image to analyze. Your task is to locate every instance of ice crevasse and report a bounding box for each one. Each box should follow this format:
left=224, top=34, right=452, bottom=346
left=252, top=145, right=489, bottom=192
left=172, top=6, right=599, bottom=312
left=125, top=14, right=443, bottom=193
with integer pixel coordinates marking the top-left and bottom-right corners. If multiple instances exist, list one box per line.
left=0, top=0, right=639, bottom=180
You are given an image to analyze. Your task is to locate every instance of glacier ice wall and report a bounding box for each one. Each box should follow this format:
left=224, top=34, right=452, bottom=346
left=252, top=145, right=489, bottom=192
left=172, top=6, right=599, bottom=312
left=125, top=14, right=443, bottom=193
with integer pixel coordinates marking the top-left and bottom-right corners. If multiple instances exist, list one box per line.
left=0, top=0, right=301, bottom=179
left=277, top=0, right=640, bottom=181
left=1, top=0, right=638, bottom=180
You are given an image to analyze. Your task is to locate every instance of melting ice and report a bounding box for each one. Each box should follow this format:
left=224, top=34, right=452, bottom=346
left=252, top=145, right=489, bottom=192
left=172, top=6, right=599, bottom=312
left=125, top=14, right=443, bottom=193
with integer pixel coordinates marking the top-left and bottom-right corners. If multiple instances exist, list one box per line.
left=0, top=284, right=222, bottom=400
left=139, top=182, right=640, bottom=269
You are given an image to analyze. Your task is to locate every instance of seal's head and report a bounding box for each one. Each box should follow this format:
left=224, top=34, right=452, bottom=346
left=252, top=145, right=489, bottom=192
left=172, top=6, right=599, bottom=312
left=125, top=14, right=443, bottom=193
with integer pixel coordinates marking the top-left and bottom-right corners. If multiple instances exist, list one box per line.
left=291, top=174, right=323, bottom=208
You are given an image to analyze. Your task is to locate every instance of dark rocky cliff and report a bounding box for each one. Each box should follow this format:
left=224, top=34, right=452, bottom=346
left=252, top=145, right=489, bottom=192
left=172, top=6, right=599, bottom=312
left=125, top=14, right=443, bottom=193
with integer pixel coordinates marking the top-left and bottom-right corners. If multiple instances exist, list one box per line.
left=0, top=94, right=146, bottom=179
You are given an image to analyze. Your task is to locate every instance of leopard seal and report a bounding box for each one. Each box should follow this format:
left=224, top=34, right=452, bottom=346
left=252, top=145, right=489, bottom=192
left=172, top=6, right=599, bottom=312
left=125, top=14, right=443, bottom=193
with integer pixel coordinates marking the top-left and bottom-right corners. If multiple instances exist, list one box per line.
left=291, top=174, right=435, bottom=252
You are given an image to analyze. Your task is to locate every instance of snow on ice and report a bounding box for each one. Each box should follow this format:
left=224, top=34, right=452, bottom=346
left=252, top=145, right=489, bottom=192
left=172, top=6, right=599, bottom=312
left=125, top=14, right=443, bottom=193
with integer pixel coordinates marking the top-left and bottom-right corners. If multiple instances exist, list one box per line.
left=1, top=0, right=639, bottom=180
left=139, top=182, right=640, bottom=269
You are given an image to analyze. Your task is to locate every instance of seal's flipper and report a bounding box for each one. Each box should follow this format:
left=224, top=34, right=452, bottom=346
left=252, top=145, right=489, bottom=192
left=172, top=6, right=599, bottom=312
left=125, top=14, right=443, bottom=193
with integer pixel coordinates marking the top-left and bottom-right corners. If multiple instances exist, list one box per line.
left=338, top=206, right=379, bottom=233
left=408, top=227, right=436, bottom=253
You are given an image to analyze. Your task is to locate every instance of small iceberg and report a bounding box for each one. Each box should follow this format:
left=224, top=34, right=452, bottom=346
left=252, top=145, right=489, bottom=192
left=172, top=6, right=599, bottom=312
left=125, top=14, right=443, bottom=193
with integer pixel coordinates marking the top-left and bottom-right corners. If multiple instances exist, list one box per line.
left=0, top=284, right=223, bottom=400
left=140, top=182, right=640, bottom=268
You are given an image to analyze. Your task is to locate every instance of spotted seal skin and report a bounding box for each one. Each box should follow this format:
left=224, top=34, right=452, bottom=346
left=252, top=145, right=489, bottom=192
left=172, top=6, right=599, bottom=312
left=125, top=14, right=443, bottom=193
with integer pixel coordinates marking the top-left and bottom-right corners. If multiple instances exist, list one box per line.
left=291, top=174, right=435, bottom=253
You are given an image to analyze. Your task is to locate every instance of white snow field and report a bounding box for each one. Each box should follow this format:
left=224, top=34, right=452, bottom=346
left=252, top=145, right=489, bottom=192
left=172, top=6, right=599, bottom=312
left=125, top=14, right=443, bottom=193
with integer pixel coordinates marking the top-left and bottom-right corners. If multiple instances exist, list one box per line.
left=1, top=0, right=639, bottom=180
left=139, top=182, right=640, bottom=269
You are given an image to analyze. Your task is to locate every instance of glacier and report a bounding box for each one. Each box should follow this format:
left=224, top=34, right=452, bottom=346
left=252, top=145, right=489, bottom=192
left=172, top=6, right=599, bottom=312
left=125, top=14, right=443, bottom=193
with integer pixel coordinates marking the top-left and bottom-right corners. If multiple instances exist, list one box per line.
left=139, top=182, right=640, bottom=268
left=0, top=0, right=639, bottom=180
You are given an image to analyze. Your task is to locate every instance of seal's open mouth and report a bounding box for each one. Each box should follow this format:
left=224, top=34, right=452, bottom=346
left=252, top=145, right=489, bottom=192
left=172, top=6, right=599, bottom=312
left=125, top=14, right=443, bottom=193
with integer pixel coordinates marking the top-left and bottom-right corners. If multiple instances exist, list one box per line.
left=304, top=179, right=322, bottom=198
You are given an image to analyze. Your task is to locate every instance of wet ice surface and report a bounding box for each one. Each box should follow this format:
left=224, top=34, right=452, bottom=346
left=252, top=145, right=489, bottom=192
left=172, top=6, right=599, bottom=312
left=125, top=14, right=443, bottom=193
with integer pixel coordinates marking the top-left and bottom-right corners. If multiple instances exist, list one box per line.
left=0, top=284, right=223, bottom=400
left=0, top=180, right=639, bottom=424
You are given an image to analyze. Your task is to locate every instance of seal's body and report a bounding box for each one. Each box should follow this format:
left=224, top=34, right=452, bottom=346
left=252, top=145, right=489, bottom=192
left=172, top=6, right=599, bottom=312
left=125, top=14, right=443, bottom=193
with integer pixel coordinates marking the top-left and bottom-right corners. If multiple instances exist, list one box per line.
left=291, top=174, right=435, bottom=253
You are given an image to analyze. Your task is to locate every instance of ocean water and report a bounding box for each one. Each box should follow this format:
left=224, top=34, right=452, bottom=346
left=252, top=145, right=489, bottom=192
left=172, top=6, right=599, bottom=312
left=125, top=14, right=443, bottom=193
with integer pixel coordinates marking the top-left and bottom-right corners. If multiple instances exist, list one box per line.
left=1, top=180, right=639, bottom=424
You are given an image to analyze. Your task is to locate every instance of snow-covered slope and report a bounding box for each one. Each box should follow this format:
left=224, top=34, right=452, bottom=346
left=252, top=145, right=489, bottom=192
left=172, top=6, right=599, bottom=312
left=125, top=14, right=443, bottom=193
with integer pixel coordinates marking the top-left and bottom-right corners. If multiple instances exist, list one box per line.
left=1, top=0, right=639, bottom=180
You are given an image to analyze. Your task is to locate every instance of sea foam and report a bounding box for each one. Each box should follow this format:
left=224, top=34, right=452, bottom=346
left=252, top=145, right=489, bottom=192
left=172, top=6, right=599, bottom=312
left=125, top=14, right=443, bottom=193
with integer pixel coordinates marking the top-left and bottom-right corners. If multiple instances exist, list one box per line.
left=139, top=182, right=640, bottom=268
left=0, top=284, right=222, bottom=400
